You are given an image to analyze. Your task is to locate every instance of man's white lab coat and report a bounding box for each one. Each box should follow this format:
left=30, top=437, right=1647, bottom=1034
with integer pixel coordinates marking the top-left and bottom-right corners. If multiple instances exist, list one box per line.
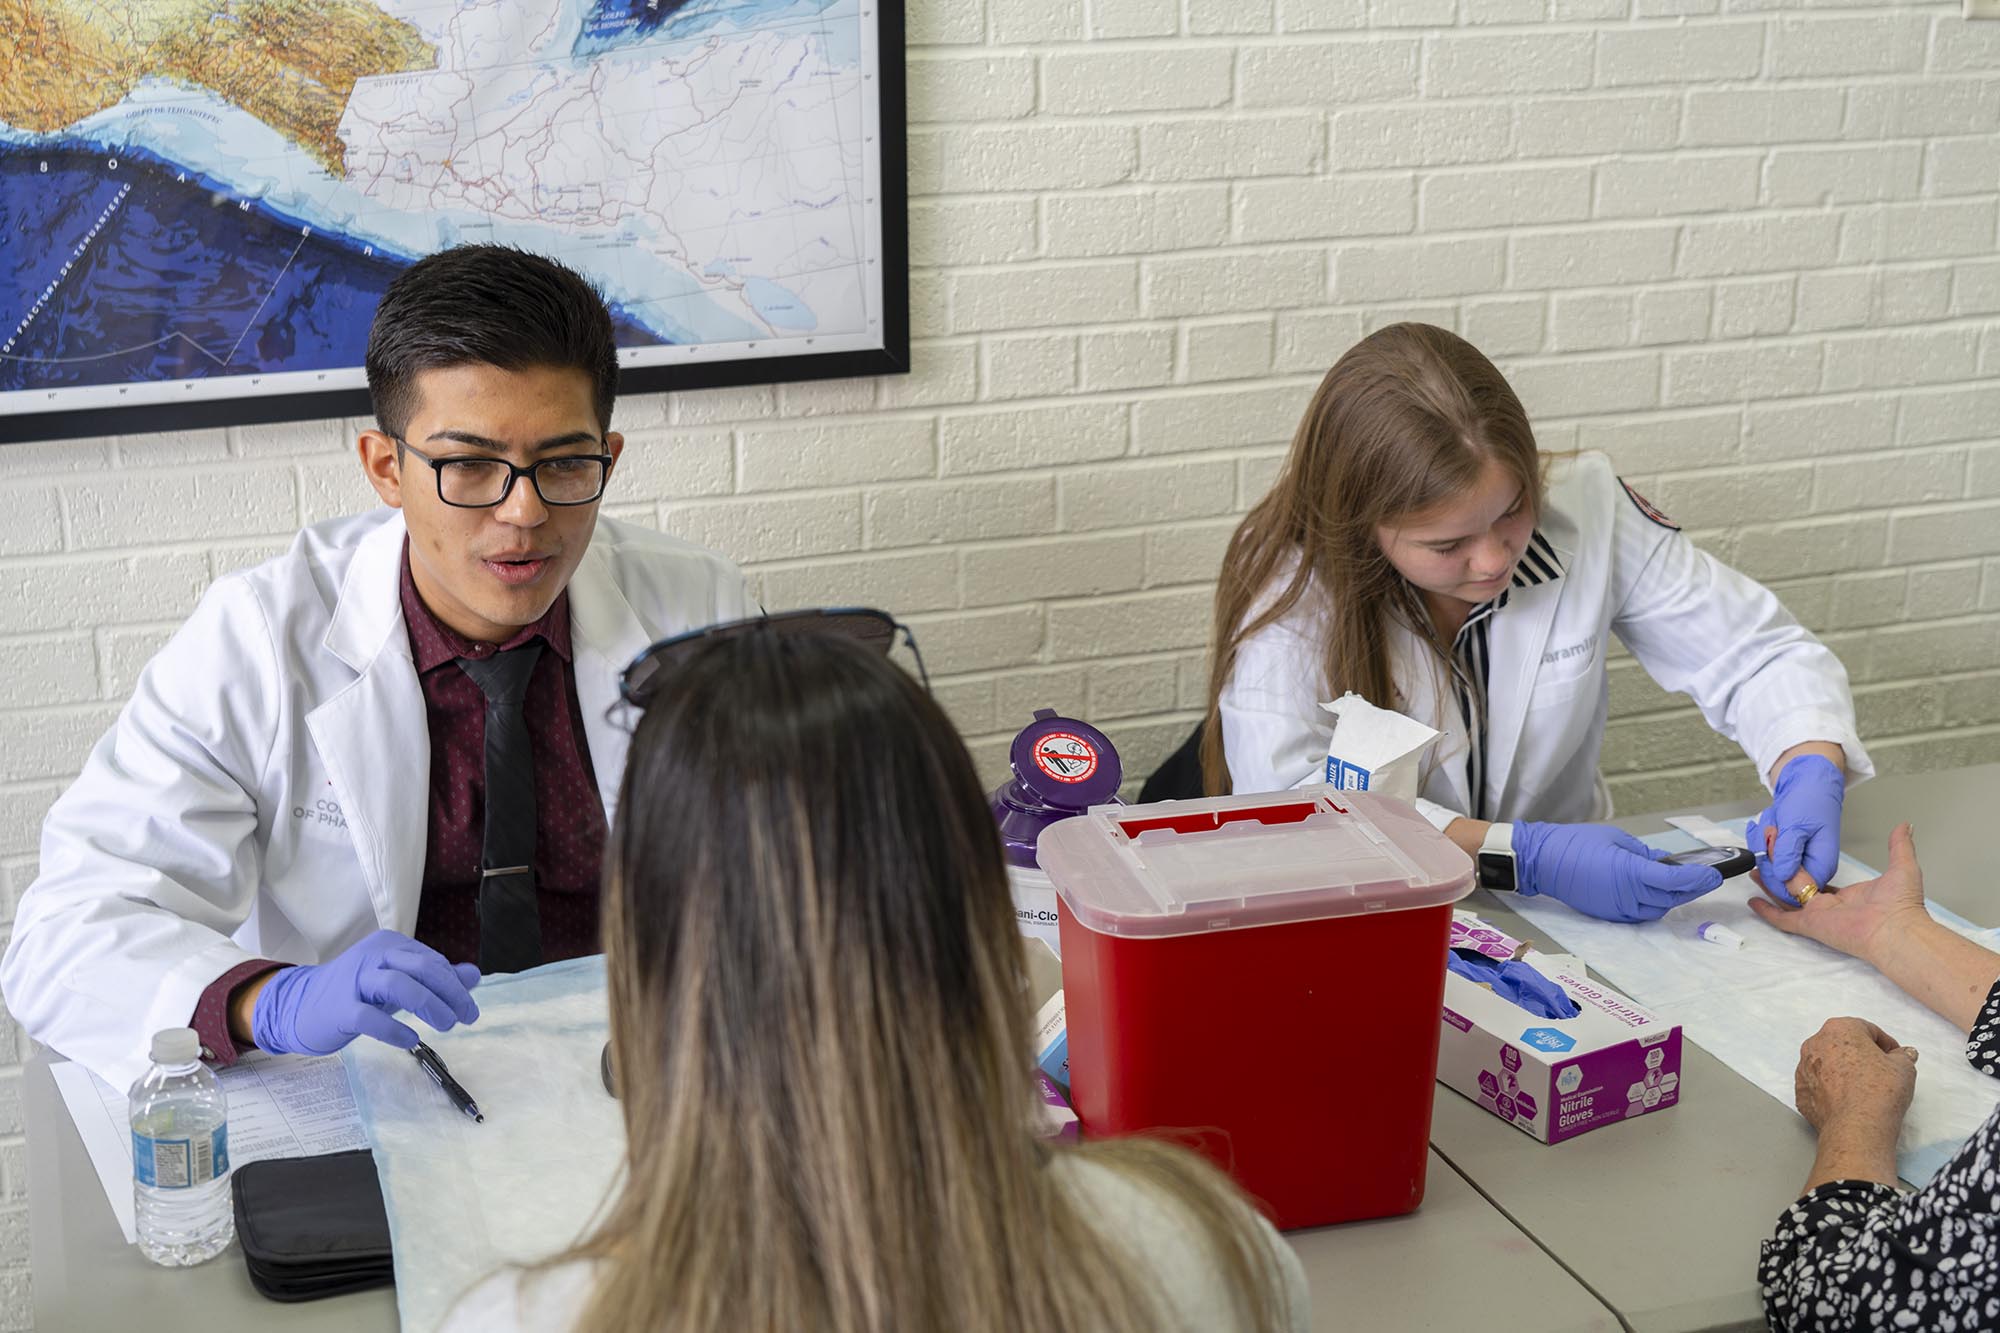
left=2, top=509, right=750, bottom=1087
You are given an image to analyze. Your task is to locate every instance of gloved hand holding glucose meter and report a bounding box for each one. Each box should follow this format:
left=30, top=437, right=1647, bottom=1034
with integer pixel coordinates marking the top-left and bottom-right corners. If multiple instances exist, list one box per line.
left=1482, top=821, right=1726, bottom=923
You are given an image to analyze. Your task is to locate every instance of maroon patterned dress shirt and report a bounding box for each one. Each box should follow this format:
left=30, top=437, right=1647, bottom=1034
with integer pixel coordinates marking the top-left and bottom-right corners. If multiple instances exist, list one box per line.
left=190, top=545, right=609, bottom=1064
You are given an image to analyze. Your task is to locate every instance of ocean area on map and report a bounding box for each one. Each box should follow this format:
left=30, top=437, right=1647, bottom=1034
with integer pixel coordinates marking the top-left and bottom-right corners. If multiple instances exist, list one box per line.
left=575, top=0, right=843, bottom=57
left=0, top=144, right=407, bottom=392
left=0, top=143, right=664, bottom=394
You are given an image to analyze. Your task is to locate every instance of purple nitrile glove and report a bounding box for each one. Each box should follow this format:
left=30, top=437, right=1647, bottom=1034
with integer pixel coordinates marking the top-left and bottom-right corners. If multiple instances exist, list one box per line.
left=1513, top=822, right=1724, bottom=923
left=251, top=929, right=482, bottom=1057
left=1746, top=753, right=1845, bottom=907
left=1445, top=950, right=1581, bottom=1021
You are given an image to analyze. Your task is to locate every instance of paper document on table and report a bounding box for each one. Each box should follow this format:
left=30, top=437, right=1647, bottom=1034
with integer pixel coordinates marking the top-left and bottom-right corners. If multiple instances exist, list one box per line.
left=1506, top=825, right=2000, bottom=1187
left=50, top=1051, right=367, bottom=1244
left=343, top=955, right=623, bottom=1333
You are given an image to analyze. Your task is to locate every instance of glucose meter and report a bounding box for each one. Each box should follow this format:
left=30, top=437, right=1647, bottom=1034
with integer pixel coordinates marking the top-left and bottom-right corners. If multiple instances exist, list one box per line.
left=1661, top=845, right=1755, bottom=878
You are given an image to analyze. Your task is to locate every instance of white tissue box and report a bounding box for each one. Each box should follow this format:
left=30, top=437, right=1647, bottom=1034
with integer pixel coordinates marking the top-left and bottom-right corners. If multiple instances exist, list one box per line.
left=1438, top=917, right=1684, bottom=1144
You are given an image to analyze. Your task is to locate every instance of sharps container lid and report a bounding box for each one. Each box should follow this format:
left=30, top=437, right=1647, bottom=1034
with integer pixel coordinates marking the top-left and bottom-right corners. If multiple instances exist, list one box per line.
left=1038, top=786, right=1474, bottom=939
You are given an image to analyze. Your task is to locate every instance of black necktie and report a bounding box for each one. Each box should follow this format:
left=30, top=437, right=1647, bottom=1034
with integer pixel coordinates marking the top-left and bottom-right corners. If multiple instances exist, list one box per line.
left=456, top=643, right=544, bottom=974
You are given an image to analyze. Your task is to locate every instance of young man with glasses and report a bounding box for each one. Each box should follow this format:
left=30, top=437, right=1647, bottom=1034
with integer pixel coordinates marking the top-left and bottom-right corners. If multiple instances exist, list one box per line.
left=1, top=246, right=752, bottom=1088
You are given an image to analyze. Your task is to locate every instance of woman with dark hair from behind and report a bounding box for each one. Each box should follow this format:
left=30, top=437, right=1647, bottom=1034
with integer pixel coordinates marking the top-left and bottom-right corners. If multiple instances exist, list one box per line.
left=440, top=630, right=1308, bottom=1333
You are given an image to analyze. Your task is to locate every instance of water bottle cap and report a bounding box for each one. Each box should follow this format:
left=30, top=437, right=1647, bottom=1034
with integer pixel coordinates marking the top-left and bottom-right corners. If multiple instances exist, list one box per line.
left=150, top=1027, right=200, bottom=1065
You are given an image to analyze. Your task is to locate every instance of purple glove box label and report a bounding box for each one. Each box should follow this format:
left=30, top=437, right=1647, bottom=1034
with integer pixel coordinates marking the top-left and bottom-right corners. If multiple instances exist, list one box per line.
left=1448, top=916, right=1524, bottom=963
left=1036, top=1071, right=1079, bottom=1143
left=1548, top=1030, right=1683, bottom=1143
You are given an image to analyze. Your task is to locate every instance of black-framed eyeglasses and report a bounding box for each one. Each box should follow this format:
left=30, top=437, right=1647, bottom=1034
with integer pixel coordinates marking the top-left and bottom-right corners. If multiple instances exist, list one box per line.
left=619, top=607, right=931, bottom=709
left=394, top=437, right=614, bottom=508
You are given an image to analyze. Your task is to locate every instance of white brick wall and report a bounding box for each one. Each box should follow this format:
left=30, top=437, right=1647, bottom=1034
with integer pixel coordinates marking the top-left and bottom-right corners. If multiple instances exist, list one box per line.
left=3, top=0, right=2000, bottom=1320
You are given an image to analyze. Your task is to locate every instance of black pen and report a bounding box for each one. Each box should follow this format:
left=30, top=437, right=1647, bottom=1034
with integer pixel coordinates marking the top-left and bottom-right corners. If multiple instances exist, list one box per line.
left=411, top=1041, right=484, bottom=1123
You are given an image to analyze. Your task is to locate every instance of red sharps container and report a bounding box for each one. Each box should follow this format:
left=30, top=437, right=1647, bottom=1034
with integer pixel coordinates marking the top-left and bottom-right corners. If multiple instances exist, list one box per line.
left=1038, top=786, right=1474, bottom=1230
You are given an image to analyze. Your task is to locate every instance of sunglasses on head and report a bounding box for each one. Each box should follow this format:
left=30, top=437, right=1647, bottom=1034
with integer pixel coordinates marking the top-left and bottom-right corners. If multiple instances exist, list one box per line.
left=618, top=607, right=931, bottom=709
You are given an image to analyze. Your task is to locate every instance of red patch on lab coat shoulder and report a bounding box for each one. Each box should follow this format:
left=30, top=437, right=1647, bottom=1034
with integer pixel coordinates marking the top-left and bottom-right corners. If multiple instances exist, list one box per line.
left=1618, top=478, right=1680, bottom=531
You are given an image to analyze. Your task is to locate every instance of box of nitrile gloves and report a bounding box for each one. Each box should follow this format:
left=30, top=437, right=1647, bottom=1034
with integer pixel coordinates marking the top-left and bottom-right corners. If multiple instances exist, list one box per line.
left=1437, top=913, right=1683, bottom=1144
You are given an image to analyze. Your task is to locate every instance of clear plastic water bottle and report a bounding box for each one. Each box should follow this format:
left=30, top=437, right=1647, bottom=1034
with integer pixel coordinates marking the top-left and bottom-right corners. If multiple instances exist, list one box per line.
left=129, top=1027, right=233, bottom=1266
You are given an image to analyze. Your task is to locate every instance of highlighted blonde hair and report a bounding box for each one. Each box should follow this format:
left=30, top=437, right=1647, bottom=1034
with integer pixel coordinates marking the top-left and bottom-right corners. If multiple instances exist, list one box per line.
left=555, top=631, right=1292, bottom=1333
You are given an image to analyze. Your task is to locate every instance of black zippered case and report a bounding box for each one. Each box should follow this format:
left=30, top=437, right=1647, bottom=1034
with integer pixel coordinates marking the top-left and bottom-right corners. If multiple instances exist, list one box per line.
left=230, top=1148, right=394, bottom=1301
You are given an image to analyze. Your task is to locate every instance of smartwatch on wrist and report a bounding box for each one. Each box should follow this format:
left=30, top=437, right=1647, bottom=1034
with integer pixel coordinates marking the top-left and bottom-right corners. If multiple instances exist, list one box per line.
left=1476, top=822, right=1518, bottom=893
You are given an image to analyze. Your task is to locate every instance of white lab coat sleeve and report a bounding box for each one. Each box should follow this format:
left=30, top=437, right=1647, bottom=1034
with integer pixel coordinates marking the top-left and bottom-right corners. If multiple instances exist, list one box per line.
left=1412, top=796, right=1464, bottom=833
left=1608, top=508, right=1873, bottom=793
left=1, top=575, right=284, bottom=1082
left=1217, top=614, right=1331, bottom=796
left=715, top=558, right=757, bottom=623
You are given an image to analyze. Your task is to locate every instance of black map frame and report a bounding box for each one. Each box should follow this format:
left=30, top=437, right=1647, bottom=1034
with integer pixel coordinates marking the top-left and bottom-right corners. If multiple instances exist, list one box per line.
left=0, top=2, right=909, bottom=447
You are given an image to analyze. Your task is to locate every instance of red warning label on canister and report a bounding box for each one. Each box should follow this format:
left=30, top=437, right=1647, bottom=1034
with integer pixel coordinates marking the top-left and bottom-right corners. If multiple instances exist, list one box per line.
left=1033, top=732, right=1099, bottom=784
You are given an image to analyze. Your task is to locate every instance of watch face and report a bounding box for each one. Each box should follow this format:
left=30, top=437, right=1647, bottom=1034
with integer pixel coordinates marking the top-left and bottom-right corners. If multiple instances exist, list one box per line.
left=1476, top=850, right=1514, bottom=891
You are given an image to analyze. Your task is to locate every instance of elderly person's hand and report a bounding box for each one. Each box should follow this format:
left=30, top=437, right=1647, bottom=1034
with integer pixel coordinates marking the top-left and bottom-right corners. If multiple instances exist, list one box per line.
left=1794, top=1017, right=1918, bottom=1190
left=1796, top=1018, right=1917, bottom=1133
left=1749, top=822, right=1927, bottom=967
left=1750, top=824, right=2000, bottom=1035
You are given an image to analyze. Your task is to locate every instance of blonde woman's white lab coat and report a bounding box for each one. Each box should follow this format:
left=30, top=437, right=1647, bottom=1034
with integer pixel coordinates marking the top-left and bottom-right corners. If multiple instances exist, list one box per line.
left=1219, top=451, right=1872, bottom=829
left=1, top=509, right=749, bottom=1089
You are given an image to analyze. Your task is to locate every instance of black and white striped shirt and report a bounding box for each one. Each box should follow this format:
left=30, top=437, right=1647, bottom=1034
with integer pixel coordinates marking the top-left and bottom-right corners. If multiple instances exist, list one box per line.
left=1448, top=530, right=1563, bottom=820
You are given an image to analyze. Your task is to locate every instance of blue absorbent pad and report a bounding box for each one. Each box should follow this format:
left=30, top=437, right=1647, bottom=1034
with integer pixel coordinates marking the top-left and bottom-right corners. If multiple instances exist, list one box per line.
left=343, top=955, right=622, bottom=1333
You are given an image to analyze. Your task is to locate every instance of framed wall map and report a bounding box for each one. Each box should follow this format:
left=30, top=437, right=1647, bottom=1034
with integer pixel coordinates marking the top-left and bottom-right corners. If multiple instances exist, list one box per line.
left=0, top=0, right=908, bottom=445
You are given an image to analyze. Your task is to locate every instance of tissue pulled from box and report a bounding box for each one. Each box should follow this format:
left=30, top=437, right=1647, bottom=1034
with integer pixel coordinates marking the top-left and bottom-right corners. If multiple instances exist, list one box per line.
left=1319, top=693, right=1438, bottom=801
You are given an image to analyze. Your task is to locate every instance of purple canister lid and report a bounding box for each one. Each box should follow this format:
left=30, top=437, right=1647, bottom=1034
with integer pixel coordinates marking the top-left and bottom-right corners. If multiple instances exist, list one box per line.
left=991, top=709, right=1123, bottom=868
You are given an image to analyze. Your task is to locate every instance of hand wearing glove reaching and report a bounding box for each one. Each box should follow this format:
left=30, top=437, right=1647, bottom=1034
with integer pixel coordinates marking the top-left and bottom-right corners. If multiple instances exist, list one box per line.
left=1746, top=753, right=1845, bottom=907
left=1513, top=821, right=1723, bottom=923
left=251, top=929, right=482, bottom=1057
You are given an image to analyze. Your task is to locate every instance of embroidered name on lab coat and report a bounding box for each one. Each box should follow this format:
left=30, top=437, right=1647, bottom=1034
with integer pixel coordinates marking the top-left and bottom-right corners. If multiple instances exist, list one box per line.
left=1542, top=635, right=1598, bottom=666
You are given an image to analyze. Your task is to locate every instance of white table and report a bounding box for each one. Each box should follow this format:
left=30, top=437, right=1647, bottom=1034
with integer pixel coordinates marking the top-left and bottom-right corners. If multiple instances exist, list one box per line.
left=30, top=764, right=1995, bottom=1330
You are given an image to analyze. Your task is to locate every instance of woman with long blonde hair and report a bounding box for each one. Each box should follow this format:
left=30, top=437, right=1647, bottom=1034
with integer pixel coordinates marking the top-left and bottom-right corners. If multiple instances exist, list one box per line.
left=1204, top=322, right=1868, bottom=923
left=444, top=627, right=1306, bottom=1332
